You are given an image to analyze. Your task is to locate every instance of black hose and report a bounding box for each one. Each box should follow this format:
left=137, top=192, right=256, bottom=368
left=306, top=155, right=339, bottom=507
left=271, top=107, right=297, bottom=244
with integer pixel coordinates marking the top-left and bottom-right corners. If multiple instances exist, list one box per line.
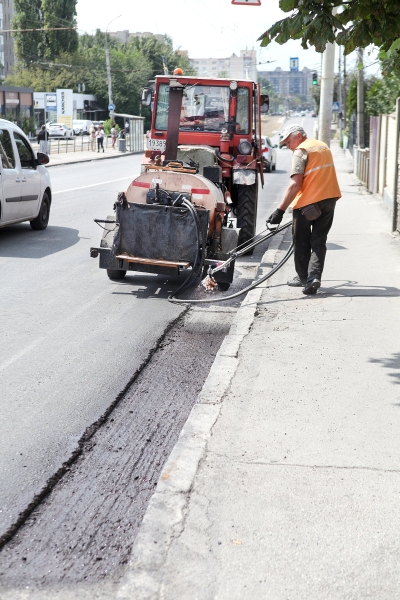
left=168, top=199, right=205, bottom=298
left=168, top=230, right=294, bottom=305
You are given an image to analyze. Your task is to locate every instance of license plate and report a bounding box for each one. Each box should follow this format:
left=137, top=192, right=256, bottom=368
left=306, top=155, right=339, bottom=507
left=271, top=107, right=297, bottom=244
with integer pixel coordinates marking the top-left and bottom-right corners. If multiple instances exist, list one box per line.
left=147, top=138, right=166, bottom=151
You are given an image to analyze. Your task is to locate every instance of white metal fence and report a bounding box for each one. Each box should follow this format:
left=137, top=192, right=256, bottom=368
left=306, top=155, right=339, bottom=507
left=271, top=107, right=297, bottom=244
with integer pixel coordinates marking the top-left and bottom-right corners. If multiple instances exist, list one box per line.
left=352, top=97, right=400, bottom=231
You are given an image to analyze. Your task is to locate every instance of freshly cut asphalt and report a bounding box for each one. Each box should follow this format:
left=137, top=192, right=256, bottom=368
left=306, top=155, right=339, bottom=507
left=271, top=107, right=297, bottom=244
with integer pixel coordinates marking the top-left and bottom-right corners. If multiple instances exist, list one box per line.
left=0, top=308, right=234, bottom=599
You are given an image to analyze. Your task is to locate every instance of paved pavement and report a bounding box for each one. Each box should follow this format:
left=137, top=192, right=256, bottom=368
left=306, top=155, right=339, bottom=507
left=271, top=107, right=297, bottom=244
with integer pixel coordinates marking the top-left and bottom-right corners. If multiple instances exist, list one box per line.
left=116, top=141, right=400, bottom=599
left=30, top=137, right=137, bottom=168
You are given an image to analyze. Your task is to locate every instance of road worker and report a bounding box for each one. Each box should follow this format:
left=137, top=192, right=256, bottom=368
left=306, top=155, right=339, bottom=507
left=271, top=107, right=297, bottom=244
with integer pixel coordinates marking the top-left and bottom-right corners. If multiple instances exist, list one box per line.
left=267, top=124, right=341, bottom=295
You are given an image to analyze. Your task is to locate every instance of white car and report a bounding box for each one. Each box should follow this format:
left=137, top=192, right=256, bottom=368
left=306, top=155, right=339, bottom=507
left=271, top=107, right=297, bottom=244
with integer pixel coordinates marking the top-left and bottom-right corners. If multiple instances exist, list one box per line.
left=261, top=135, right=277, bottom=172
left=0, top=119, right=52, bottom=230
left=47, top=123, right=74, bottom=138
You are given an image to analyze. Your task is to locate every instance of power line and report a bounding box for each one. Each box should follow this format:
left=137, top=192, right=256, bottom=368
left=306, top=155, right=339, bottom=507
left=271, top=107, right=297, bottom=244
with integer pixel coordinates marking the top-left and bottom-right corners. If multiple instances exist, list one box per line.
left=0, top=27, right=76, bottom=32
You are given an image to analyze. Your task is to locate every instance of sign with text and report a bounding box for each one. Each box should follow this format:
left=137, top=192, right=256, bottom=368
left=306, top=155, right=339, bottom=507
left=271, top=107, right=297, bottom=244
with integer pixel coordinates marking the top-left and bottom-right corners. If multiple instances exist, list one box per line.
left=232, top=0, right=261, bottom=5
left=56, top=89, right=73, bottom=128
left=46, top=93, right=57, bottom=112
left=290, top=57, right=299, bottom=72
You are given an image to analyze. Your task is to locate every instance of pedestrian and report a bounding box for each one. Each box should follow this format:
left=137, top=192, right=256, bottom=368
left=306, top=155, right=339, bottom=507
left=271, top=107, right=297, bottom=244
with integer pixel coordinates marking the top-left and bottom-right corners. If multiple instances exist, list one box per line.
left=96, top=126, right=105, bottom=153
left=89, top=123, right=96, bottom=152
left=111, top=123, right=117, bottom=149
left=124, top=119, right=130, bottom=138
left=37, top=124, right=49, bottom=154
left=266, top=124, right=341, bottom=295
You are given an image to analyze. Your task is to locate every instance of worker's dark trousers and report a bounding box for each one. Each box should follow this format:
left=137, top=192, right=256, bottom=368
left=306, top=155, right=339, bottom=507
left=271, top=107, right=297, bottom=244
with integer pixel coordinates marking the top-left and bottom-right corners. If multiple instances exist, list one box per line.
left=292, top=197, right=337, bottom=281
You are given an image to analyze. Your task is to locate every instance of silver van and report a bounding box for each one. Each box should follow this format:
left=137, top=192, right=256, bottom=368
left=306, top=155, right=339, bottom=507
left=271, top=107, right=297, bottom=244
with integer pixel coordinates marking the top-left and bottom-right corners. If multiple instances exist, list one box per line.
left=0, top=119, right=52, bottom=230
left=72, top=120, right=93, bottom=136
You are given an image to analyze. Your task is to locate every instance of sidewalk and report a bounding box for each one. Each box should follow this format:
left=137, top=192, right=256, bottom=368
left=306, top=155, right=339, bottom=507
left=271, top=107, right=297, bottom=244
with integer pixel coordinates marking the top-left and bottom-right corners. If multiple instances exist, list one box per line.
left=117, top=141, right=400, bottom=599
left=43, top=147, right=134, bottom=167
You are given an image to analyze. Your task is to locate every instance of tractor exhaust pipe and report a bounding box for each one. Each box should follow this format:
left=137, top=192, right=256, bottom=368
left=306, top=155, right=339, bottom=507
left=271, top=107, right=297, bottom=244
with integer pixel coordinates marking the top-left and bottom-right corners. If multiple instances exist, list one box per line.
left=165, top=78, right=184, bottom=162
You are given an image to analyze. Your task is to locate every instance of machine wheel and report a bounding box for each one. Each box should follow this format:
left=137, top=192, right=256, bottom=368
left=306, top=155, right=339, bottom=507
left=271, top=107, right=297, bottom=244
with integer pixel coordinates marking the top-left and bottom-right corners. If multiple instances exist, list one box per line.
left=217, top=282, right=230, bottom=291
left=272, top=163, right=276, bottom=171
left=30, top=192, right=50, bottom=230
left=265, top=161, right=271, bottom=173
left=236, top=181, right=258, bottom=255
left=107, top=269, right=126, bottom=280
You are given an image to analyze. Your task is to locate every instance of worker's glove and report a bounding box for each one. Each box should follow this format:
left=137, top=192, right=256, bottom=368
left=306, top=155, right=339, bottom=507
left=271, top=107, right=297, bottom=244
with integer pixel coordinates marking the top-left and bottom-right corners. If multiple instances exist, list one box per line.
left=267, top=208, right=285, bottom=225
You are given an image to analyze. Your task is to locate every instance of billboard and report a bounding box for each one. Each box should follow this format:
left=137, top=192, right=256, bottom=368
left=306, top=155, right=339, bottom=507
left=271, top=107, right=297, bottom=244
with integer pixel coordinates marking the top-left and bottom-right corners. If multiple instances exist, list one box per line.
left=56, top=89, right=73, bottom=128
left=290, top=58, right=299, bottom=72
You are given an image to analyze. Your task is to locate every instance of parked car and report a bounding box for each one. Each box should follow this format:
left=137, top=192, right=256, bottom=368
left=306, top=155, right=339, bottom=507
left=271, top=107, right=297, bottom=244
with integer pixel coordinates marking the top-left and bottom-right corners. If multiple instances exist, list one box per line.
left=261, top=135, right=277, bottom=172
left=47, top=123, right=74, bottom=138
left=0, top=119, right=52, bottom=230
left=72, top=119, right=93, bottom=136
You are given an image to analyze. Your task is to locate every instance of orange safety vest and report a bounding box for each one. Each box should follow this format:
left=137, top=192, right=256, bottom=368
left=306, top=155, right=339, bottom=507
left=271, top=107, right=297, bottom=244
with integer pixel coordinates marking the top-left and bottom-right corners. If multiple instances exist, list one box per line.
left=292, top=138, right=341, bottom=210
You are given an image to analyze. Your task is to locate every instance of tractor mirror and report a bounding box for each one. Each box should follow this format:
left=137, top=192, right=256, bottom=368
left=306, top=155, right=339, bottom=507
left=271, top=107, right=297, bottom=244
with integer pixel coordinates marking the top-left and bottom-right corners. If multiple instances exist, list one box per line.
left=141, top=87, right=152, bottom=107
left=260, top=94, right=269, bottom=110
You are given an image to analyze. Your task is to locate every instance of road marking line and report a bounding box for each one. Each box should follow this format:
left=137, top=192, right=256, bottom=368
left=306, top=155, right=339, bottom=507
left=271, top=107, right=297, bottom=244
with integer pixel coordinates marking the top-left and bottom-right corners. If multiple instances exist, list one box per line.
left=53, top=176, right=134, bottom=195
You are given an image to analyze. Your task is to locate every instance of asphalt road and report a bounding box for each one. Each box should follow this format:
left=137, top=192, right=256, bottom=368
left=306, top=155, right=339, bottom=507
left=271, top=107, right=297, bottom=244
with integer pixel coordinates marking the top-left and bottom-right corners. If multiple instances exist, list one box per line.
left=0, top=120, right=310, bottom=546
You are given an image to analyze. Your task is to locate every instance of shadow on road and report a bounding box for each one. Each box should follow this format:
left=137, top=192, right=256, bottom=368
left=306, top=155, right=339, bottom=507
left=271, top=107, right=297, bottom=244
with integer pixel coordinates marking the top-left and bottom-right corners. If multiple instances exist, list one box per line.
left=0, top=225, right=80, bottom=258
left=369, top=353, right=400, bottom=386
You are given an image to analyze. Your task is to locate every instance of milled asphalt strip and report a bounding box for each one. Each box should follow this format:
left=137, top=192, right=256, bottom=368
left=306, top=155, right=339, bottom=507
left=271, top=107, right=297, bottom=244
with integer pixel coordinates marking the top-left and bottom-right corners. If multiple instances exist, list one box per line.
left=115, top=226, right=289, bottom=600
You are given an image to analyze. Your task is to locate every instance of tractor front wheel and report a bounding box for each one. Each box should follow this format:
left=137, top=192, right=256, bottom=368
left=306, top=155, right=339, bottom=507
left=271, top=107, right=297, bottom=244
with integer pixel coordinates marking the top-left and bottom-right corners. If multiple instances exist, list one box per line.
left=236, top=181, right=258, bottom=255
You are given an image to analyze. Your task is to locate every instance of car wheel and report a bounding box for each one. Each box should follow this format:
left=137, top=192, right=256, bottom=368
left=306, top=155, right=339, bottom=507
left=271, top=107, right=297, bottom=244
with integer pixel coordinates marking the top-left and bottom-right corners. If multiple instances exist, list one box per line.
left=30, top=192, right=50, bottom=230
left=272, top=163, right=276, bottom=171
left=265, top=162, right=271, bottom=173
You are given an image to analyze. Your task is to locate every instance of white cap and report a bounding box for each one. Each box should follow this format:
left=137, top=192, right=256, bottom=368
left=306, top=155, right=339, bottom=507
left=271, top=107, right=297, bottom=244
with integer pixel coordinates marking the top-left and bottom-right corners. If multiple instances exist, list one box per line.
left=279, top=124, right=307, bottom=145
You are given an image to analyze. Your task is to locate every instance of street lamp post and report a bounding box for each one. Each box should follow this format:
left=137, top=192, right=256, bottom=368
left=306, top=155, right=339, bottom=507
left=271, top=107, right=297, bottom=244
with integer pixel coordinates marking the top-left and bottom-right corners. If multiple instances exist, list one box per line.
left=105, top=15, right=122, bottom=109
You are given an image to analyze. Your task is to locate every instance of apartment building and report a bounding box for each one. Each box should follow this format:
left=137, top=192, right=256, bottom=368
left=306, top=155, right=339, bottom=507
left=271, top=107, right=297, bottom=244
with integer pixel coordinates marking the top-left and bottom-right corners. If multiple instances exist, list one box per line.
left=190, top=49, right=257, bottom=81
left=109, top=30, right=164, bottom=44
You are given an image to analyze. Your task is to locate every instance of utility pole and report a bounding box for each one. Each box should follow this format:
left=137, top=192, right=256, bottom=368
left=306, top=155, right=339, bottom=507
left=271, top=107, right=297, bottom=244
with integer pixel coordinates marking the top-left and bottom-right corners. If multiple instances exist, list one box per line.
left=338, top=45, right=342, bottom=140
left=105, top=15, right=122, bottom=110
left=318, top=7, right=337, bottom=146
left=343, top=52, right=347, bottom=129
left=357, top=47, right=365, bottom=148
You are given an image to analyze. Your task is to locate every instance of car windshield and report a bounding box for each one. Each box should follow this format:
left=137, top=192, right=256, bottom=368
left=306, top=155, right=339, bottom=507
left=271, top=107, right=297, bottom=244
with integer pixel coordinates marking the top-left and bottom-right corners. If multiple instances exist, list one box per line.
left=155, top=84, right=230, bottom=132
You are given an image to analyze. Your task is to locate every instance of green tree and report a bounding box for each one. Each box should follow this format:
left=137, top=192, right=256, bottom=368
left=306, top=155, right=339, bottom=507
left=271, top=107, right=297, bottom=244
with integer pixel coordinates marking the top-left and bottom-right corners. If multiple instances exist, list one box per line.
left=12, top=0, right=78, bottom=64
left=130, top=34, right=195, bottom=77
left=365, top=75, right=400, bottom=115
left=41, top=0, right=78, bottom=58
left=258, top=1, right=400, bottom=76
left=12, top=0, right=44, bottom=62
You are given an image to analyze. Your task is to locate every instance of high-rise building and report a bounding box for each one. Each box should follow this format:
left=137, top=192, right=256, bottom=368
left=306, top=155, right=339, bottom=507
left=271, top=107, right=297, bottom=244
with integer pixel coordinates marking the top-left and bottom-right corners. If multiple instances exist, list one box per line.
left=258, top=67, right=314, bottom=102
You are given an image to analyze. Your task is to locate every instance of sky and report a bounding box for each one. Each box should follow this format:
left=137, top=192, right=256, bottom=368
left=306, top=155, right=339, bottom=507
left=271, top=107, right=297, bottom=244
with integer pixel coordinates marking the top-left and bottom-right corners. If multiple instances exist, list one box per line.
left=76, top=0, right=381, bottom=77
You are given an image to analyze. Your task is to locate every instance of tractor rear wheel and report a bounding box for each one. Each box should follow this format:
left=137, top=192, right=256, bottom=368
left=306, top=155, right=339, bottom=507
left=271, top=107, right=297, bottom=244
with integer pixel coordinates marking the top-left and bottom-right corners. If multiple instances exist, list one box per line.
left=107, top=269, right=126, bottom=280
left=236, top=181, right=258, bottom=255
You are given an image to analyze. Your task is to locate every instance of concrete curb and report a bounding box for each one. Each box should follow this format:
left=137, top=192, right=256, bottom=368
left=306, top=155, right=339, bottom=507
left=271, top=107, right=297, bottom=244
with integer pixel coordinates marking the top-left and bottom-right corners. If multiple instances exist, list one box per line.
left=46, top=151, right=141, bottom=169
left=115, top=228, right=289, bottom=600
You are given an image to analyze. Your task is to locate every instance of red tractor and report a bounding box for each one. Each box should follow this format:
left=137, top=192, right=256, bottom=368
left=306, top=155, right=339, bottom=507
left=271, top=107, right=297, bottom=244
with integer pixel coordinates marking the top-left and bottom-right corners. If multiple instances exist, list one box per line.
left=141, top=75, right=268, bottom=248
left=90, top=75, right=268, bottom=292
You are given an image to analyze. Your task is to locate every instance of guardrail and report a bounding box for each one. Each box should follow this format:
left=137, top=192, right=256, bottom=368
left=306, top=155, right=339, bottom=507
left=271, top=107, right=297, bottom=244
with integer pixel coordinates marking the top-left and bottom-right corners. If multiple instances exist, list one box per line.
left=32, top=130, right=145, bottom=155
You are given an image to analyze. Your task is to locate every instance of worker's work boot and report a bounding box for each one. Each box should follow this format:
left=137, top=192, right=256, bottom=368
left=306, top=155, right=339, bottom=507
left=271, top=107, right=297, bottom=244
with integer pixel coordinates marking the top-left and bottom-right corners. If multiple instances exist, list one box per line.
left=303, top=278, right=321, bottom=295
left=287, top=275, right=306, bottom=287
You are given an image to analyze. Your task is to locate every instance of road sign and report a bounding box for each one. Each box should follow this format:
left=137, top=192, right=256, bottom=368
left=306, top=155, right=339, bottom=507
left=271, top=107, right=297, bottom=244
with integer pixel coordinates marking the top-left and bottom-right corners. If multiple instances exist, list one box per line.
left=332, top=102, right=340, bottom=111
left=108, top=103, right=115, bottom=111
left=232, top=0, right=261, bottom=5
